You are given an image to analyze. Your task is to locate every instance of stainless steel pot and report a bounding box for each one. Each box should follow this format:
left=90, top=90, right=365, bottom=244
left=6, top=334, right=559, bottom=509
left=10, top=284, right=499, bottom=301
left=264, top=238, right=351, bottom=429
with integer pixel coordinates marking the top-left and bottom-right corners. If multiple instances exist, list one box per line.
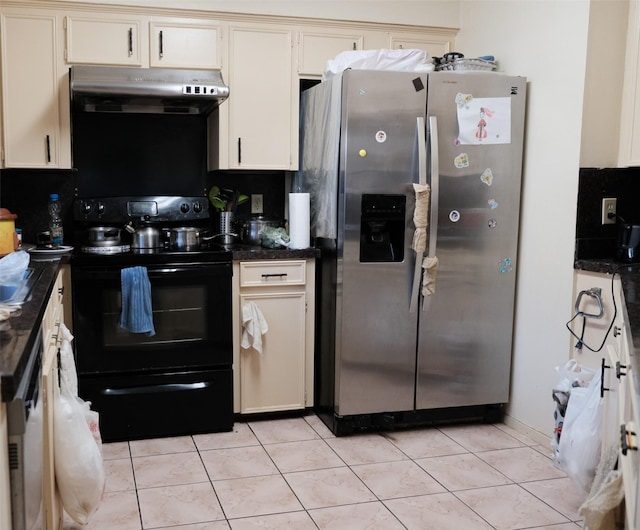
left=166, top=227, right=200, bottom=251
left=241, top=216, right=282, bottom=245
left=87, top=226, right=122, bottom=247
left=125, top=224, right=162, bottom=250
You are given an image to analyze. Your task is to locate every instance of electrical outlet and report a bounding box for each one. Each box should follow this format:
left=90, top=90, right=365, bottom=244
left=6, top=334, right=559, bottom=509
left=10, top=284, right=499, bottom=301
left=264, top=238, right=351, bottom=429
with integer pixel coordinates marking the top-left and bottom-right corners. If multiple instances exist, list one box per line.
left=251, top=194, right=264, bottom=214
left=601, top=197, right=617, bottom=225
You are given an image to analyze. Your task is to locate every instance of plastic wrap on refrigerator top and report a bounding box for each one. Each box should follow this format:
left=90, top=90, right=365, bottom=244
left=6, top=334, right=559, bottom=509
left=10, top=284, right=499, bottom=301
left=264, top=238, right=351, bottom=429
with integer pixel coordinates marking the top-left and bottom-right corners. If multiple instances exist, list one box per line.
left=296, top=75, right=343, bottom=240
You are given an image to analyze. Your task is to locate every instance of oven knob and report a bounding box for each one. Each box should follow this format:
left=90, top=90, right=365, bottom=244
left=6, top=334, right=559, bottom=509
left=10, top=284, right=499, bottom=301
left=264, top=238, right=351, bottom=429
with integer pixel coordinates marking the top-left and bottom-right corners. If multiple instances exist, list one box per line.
left=81, top=201, right=92, bottom=215
left=96, top=202, right=105, bottom=215
left=180, top=203, right=190, bottom=214
left=193, top=201, right=203, bottom=213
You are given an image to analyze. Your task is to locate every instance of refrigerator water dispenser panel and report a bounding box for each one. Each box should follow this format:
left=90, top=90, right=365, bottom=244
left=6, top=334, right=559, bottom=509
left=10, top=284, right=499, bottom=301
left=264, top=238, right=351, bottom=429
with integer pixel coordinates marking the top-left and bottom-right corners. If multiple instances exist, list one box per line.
left=360, top=194, right=405, bottom=262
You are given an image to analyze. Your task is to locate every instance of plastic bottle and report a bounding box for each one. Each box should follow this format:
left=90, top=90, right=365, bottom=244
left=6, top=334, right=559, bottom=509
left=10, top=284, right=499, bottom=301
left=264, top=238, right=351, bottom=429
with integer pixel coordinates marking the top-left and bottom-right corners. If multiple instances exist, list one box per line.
left=48, top=193, right=63, bottom=247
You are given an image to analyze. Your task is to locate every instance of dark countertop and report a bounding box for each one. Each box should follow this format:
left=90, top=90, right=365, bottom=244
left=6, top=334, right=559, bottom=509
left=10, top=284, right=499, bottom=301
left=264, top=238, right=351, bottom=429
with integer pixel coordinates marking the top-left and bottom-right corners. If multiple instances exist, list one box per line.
left=0, top=255, right=67, bottom=402
left=574, top=258, right=640, bottom=395
left=228, top=244, right=320, bottom=261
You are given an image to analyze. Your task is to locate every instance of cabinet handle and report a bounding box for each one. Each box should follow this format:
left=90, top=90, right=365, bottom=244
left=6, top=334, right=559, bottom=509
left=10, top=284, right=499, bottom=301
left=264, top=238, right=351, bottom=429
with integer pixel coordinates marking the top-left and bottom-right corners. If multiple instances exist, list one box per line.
left=616, top=361, right=627, bottom=379
left=621, top=424, right=638, bottom=455
left=352, top=42, right=357, bottom=50
left=159, top=30, right=164, bottom=59
left=600, top=357, right=611, bottom=398
left=613, top=325, right=621, bottom=337
left=58, top=286, right=64, bottom=296
left=45, top=135, right=51, bottom=163
left=128, top=28, right=133, bottom=57
left=261, top=273, right=288, bottom=279
left=238, top=137, right=242, bottom=164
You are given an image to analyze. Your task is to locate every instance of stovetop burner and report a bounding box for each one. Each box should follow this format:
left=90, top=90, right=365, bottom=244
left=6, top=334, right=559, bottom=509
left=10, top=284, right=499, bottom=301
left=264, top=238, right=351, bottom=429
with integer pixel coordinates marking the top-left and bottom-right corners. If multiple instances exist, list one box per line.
left=81, top=244, right=132, bottom=255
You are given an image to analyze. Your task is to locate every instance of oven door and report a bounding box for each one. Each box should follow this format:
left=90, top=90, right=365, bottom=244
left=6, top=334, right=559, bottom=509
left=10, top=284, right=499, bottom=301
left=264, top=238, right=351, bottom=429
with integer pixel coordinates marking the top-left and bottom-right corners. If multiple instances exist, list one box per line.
left=72, top=261, right=232, bottom=375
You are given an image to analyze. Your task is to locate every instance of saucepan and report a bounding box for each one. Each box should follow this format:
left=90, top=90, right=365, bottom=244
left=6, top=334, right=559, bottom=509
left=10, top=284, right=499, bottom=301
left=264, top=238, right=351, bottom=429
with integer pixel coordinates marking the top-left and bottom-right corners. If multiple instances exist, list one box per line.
left=240, top=216, right=283, bottom=245
left=87, top=226, right=122, bottom=247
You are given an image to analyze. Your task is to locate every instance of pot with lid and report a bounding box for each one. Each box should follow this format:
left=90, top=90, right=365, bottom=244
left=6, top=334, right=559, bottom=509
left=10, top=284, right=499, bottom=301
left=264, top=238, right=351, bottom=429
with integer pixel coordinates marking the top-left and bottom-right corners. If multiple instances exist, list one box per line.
left=166, top=227, right=200, bottom=251
left=87, top=226, right=122, bottom=247
left=240, top=216, right=283, bottom=245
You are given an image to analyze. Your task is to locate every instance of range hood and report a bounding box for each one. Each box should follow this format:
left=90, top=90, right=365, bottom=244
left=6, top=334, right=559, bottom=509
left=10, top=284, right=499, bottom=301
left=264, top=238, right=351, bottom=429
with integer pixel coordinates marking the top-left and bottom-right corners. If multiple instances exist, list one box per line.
left=70, top=65, right=229, bottom=115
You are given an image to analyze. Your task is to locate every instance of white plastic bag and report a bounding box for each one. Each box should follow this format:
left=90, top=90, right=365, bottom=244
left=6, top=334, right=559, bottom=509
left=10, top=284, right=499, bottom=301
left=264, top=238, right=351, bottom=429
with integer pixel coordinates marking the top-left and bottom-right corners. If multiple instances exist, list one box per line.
left=324, top=48, right=432, bottom=79
left=0, top=249, right=29, bottom=283
left=555, top=371, right=603, bottom=495
left=54, top=383, right=105, bottom=524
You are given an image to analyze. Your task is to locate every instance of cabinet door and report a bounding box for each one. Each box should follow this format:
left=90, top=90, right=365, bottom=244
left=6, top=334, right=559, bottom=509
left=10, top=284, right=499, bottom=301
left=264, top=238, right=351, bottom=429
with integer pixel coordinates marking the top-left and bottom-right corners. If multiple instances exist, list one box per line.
left=297, top=31, right=363, bottom=77
left=619, top=0, right=640, bottom=166
left=1, top=13, right=64, bottom=168
left=150, top=21, right=221, bottom=69
left=64, top=15, right=142, bottom=66
left=389, top=34, right=453, bottom=58
left=227, top=25, right=295, bottom=170
left=239, top=291, right=306, bottom=414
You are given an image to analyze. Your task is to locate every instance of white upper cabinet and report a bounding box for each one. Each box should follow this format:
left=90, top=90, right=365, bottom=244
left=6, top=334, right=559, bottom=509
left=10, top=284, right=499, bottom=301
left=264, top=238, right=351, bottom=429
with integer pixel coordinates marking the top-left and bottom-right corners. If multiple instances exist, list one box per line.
left=64, top=15, right=222, bottom=70
left=149, top=20, right=221, bottom=69
left=64, top=15, right=143, bottom=66
left=297, top=30, right=364, bottom=77
left=388, top=33, right=453, bottom=58
left=619, top=0, right=640, bottom=167
left=1, top=12, right=69, bottom=168
left=224, top=24, right=296, bottom=170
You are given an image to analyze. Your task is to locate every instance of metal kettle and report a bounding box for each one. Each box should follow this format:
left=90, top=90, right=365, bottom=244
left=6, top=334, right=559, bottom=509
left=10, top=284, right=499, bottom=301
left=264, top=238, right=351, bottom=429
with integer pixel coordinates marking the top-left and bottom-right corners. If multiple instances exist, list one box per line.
left=125, top=223, right=162, bottom=250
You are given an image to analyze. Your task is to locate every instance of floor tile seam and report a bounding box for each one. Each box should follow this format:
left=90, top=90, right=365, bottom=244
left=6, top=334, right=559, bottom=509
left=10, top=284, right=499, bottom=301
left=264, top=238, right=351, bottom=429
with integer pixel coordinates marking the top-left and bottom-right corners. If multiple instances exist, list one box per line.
left=451, top=482, right=575, bottom=528
left=471, top=449, right=569, bottom=484
left=129, top=448, right=200, bottom=460
left=134, top=478, right=216, bottom=491
left=308, top=499, right=409, bottom=529
left=517, top=479, right=587, bottom=523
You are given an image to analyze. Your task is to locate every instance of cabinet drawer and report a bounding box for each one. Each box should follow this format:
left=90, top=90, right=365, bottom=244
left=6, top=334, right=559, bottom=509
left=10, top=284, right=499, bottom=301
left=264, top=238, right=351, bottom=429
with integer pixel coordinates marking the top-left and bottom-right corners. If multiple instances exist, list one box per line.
left=239, top=260, right=305, bottom=287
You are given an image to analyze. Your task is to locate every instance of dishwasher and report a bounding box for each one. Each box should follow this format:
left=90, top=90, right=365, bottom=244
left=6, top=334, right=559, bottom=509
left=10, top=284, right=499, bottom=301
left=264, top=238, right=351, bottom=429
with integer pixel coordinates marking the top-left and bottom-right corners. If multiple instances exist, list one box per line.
left=7, top=328, right=44, bottom=530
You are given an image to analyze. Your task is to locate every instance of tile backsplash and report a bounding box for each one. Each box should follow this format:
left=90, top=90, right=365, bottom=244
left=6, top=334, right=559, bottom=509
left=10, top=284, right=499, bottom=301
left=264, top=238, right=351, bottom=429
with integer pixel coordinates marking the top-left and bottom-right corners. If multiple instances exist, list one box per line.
left=575, top=167, right=640, bottom=260
left=0, top=168, right=285, bottom=245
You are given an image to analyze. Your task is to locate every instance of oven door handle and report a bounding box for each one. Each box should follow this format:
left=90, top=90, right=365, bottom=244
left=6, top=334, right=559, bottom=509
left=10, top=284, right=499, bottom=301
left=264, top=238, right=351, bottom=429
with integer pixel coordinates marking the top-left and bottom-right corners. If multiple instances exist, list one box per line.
left=102, top=381, right=211, bottom=395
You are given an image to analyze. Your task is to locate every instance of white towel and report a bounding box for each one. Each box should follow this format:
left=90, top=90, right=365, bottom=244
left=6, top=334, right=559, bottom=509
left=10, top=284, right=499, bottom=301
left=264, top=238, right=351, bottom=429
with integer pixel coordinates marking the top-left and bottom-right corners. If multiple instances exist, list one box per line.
left=241, top=301, right=269, bottom=354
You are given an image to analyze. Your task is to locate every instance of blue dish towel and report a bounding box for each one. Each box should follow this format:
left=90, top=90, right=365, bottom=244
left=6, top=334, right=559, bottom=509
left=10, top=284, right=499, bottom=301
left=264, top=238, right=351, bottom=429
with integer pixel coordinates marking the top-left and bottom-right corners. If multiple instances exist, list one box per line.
left=119, top=266, right=155, bottom=336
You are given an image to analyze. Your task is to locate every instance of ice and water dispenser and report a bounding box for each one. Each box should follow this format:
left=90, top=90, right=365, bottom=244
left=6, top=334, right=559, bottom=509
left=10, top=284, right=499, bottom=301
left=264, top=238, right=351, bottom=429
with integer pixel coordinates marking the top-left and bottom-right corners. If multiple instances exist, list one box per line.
left=360, top=194, right=405, bottom=262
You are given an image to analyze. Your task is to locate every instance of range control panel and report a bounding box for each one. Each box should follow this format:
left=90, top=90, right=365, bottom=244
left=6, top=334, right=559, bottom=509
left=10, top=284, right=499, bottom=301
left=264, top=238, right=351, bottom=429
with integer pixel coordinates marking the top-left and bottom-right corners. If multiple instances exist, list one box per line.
left=73, top=196, right=210, bottom=223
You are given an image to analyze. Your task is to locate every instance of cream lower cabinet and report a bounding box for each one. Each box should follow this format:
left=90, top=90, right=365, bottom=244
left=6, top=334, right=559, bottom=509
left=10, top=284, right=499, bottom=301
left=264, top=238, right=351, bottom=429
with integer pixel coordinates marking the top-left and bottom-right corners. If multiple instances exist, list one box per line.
left=0, top=399, right=10, bottom=530
left=42, top=267, right=66, bottom=530
left=0, top=11, right=69, bottom=168
left=233, top=259, right=315, bottom=414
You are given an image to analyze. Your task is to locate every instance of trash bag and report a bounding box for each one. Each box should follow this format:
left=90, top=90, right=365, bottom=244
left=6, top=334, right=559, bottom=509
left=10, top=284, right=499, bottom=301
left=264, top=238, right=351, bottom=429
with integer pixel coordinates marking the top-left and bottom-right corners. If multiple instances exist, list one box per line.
left=0, top=249, right=29, bottom=283
left=54, top=378, right=105, bottom=524
left=553, top=362, right=602, bottom=495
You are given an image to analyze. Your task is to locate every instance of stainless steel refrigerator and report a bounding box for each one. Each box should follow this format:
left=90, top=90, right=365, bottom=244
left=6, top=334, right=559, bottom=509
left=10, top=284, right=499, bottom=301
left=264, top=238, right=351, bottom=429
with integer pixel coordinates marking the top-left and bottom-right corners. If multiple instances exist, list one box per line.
left=297, top=69, right=526, bottom=435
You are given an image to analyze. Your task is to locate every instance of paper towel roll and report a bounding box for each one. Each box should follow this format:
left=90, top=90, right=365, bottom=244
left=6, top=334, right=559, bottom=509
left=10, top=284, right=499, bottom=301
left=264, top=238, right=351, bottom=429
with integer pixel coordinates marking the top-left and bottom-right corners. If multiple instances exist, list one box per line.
left=289, top=193, right=310, bottom=249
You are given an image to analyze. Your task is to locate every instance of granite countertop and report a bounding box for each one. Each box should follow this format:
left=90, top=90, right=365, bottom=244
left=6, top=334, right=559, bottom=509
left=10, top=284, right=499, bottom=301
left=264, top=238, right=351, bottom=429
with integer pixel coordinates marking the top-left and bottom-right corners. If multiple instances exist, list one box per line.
left=227, top=244, right=320, bottom=261
left=0, top=255, right=67, bottom=402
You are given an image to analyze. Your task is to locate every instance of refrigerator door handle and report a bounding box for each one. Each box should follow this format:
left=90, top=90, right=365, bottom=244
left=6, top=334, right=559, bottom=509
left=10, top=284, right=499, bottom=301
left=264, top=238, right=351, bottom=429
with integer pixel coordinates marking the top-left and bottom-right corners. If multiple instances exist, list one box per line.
left=410, top=116, right=427, bottom=313
left=427, top=116, right=439, bottom=258
left=421, top=116, right=440, bottom=312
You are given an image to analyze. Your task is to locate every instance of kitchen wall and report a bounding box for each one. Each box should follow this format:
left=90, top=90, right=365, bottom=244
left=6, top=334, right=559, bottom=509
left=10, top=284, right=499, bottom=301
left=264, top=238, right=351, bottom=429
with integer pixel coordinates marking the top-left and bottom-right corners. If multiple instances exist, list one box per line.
left=457, top=0, right=590, bottom=439
left=0, top=0, right=611, bottom=440
left=60, top=0, right=461, bottom=28
left=575, top=167, right=640, bottom=260
left=0, top=169, right=285, bottom=245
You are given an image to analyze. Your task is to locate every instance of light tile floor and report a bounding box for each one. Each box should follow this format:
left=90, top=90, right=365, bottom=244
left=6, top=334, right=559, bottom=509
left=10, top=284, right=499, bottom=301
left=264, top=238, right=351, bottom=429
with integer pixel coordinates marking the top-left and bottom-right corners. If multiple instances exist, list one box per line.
left=62, top=414, right=585, bottom=530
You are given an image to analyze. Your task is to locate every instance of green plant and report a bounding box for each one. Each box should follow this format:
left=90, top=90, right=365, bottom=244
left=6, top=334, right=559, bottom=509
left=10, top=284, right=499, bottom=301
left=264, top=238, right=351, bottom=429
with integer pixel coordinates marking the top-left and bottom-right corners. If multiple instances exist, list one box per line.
left=208, top=186, right=249, bottom=212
